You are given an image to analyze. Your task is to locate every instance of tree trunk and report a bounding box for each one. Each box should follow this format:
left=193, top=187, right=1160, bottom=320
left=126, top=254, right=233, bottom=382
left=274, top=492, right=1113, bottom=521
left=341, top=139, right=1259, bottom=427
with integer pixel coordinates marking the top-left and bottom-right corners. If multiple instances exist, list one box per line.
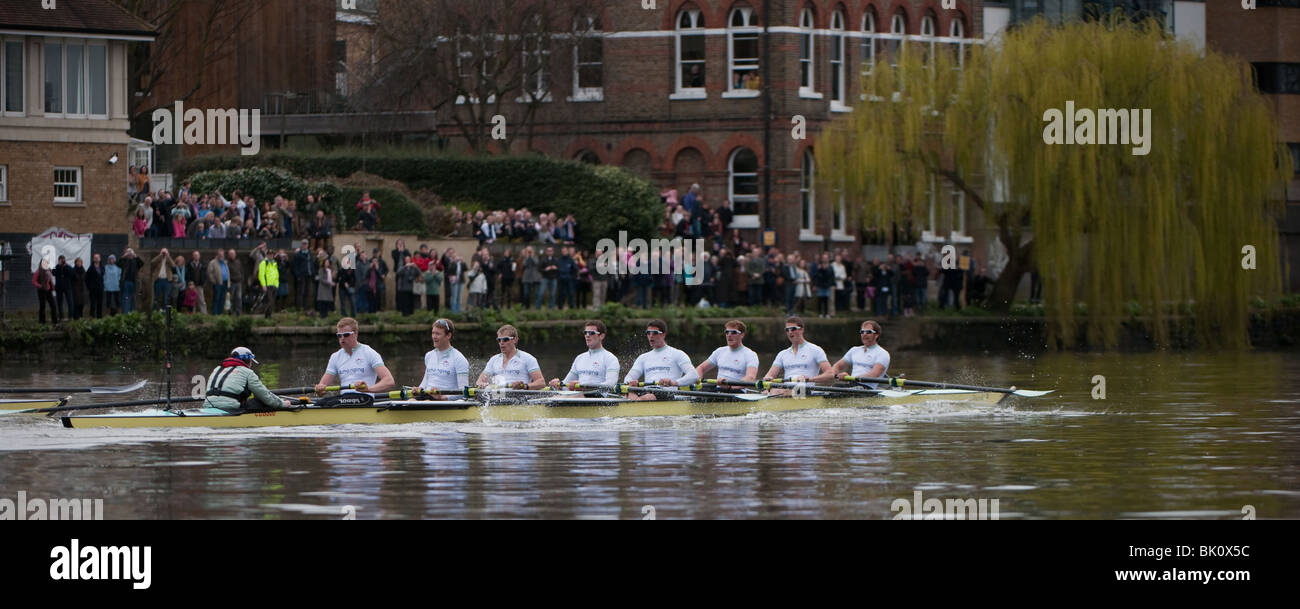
left=987, top=238, right=1033, bottom=313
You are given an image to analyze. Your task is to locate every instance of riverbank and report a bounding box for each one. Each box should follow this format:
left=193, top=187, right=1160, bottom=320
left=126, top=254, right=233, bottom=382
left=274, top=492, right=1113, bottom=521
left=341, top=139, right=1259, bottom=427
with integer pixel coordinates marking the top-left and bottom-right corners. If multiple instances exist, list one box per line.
left=2, top=303, right=1296, bottom=361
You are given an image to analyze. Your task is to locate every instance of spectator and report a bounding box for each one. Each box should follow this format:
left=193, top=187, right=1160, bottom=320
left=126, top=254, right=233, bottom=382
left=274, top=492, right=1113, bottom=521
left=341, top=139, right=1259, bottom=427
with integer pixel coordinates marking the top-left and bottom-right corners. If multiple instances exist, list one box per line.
left=496, top=249, right=515, bottom=308
left=444, top=251, right=465, bottom=313
left=52, top=255, right=74, bottom=320
left=968, top=264, right=991, bottom=308
left=103, top=254, right=121, bottom=317
left=127, top=166, right=139, bottom=202
left=832, top=253, right=848, bottom=315
left=69, top=257, right=88, bottom=320
left=226, top=249, right=244, bottom=315
left=520, top=246, right=539, bottom=309
left=371, top=248, right=389, bottom=311
left=119, top=248, right=141, bottom=313
left=86, top=254, right=106, bottom=319
left=170, top=254, right=187, bottom=310
left=357, top=202, right=379, bottom=231
left=338, top=250, right=356, bottom=317
left=132, top=207, right=149, bottom=238
left=181, top=281, right=199, bottom=313
left=136, top=166, right=151, bottom=202
left=812, top=253, right=835, bottom=318
left=276, top=250, right=292, bottom=310
left=391, top=240, right=411, bottom=275
left=912, top=253, right=929, bottom=313
left=422, top=260, right=443, bottom=313
left=147, top=249, right=174, bottom=311
left=316, top=257, right=337, bottom=318
left=33, top=260, right=58, bottom=324
left=256, top=247, right=279, bottom=319
left=309, top=210, right=332, bottom=251
left=795, top=259, right=812, bottom=313
left=478, top=248, right=498, bottom=310
left=537, top=246, right=558, bottom=309
left=364, top=256, right=383, bottom=313
left=186, top=252, right=206, bottom=315
left=395, top=255, right=420, bottom=316
left=207, top=251, right=229, bottom=315
left=465, top=260, right=486, bottom=311
left=292, top=244, right=315, bottom=311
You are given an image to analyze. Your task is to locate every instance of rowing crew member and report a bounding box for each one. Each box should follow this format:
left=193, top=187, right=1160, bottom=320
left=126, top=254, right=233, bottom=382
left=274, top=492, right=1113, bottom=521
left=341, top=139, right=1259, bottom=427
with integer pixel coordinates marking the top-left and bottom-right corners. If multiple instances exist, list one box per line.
left=315, top=317, right=396, bottom=396
left=549, top=320, right=620, bottom=390
left=624, top=319, right=697, bottom=401
left=203, top=347, right=294, bottom=412
left=830, top=320, right=891, bottom=388
left=763, top=316, right=833, bottom=394
left=476, top=324, right=545, bottom=389
left=695, top=319, right=759, bottom=386
left=417, top=318, right=470, bottom=399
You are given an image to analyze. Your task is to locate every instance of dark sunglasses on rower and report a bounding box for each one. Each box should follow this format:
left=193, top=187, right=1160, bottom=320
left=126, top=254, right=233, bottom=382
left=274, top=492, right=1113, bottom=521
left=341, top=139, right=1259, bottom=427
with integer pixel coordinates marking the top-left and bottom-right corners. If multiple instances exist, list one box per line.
left=724, top=329, right=743, bottom=336
left=583, top=330, right=601, bottom=336
left=645, top=330, right=663, bottom=335
left=336, top=331, right=355, bottom=338
left=496, top=337, right=514, bottom=342
left=784, top=326, right=802, bottom=333
left=860, top=330, right=879, bottom=335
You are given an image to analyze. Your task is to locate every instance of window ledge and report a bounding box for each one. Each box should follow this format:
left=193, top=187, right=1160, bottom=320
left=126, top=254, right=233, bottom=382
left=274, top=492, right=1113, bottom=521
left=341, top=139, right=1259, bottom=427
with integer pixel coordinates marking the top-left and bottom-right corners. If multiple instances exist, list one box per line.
left=830, top=232, right=856, bottom=242
left=515, top=93, right=554, bottom=103
left=799, top=231, right=825, bottom=242
left=669, top=90, right=708, bottom=101
left=728, top=214, right=760, bottom=229
left=721, top=89, right=761, bottom=99
left=566, top=89, right=604, bottom=102
left=53, top=201, right=86, bottom=207
left=830, top=101, right=852, bottom=113
left=799, top=89, right=823, bottom=99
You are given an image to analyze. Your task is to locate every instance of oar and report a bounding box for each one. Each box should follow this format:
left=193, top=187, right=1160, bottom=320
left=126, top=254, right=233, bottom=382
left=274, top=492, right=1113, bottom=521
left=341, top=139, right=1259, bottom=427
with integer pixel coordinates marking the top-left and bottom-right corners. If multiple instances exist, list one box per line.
left=619, top=383, right=769, bottom=402
left=2, top=385, right=352, bottom=415
left=842, top=375, right=1054, bottom=398
left=270, top=384, right=355, bottom=395
left=0, top=380, right=148, bottom=395
left=713, top=379, right=884, bottom=397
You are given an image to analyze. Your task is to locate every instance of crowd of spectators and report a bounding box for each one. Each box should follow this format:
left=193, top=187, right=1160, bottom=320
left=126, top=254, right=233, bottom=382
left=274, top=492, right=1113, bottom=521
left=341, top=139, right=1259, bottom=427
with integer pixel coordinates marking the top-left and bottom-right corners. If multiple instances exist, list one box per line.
left=447, top=207, right=578, bottom=247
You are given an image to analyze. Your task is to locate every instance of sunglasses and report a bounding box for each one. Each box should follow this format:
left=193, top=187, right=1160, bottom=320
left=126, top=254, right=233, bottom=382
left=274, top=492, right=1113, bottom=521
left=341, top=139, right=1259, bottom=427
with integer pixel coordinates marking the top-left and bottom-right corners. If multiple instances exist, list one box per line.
left=434, top=319, right=452, bottom=330
left=336, top=331, right=355, bottom=338
left=583, top=330, right=601, bottom=336
left=496, top=336, right=515, bottom=343
left=724, top=329, right=743, bottom=336
left=784, top=327, right=802, bottom=333
left=645, top=330, right=664, bottom=336
left=860, top=329, right=879, bottom=335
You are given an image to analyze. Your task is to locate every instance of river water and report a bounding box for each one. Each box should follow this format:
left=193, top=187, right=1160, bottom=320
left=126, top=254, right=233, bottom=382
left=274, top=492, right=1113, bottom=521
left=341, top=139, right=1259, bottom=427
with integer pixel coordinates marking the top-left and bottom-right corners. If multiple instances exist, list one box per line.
left=1, top=337, right=1297, bottom=519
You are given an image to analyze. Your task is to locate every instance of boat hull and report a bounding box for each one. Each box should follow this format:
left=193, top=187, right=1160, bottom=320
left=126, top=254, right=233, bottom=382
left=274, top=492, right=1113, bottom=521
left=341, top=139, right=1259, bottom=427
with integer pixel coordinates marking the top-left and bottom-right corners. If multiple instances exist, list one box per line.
left=1, top=398, right=66, bottom=413
left=61, top=390, right=1009, bottom=429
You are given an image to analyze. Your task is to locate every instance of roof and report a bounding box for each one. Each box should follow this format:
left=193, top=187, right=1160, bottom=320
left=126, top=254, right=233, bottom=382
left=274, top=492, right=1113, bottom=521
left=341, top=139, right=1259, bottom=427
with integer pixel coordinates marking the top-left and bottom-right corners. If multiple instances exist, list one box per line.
left=0, top=0, right=156, bottom=39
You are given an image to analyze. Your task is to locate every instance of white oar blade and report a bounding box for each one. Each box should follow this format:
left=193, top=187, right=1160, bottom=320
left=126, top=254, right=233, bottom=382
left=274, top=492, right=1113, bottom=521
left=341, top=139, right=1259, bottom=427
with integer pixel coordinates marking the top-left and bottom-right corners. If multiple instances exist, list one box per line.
left=1011, top=389, right=1054, bottom=398
left=730, top=393, right=769, bottom=402
left=876, top=389, right=921, bottom=398
left=89, top=380, right=148, bottom=394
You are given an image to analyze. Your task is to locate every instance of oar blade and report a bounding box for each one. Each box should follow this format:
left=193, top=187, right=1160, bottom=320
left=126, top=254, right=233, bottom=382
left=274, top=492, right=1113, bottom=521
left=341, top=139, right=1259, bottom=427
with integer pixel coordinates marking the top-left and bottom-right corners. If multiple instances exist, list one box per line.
left=88, top=380, right=149, bottom=394
left=1011, top=389, right=1054, bottom=397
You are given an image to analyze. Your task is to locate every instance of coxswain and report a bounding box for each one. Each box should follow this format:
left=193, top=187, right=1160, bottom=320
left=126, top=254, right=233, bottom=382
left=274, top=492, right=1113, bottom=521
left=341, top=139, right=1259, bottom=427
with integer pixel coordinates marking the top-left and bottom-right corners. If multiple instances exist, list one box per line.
left=695, top=319, right=760, bottom=386
left=762, top=316, right=833, bottom=394
left=315, top=316, right=397, bottom=395
left=475, top=324, right=545, bottom=389
left=203, top=347, right=294, bottom=412
left=830, top=320, right=891, bottom=388
left=415, top=318, right=470, bottom=399
left=624, top=319, right=697, bottom=401
left=548, top=320, right=621, bottom=390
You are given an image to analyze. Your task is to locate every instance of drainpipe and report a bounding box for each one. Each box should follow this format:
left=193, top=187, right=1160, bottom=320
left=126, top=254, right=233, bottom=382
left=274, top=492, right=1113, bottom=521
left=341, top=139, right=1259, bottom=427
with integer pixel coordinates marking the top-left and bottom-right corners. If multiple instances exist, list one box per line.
left=761, top=0, right=772, bottom=231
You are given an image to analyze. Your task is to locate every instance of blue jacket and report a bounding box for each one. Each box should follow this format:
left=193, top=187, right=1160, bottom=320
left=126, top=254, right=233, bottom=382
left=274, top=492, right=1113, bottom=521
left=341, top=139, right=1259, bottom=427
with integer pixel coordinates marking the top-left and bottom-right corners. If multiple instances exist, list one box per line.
left=104, top=264, right=122, bottom=292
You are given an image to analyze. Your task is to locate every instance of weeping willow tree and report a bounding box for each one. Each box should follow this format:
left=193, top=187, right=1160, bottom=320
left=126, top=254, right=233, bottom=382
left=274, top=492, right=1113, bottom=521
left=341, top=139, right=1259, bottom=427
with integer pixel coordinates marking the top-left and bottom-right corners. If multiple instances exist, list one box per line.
left=819, top=17, right=1289, bottom=349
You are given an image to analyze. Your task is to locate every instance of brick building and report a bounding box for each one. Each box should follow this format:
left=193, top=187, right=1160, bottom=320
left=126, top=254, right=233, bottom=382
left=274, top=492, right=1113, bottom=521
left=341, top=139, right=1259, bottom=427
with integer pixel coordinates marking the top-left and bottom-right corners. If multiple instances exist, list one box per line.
left=0, top=0, right=155, bottom=309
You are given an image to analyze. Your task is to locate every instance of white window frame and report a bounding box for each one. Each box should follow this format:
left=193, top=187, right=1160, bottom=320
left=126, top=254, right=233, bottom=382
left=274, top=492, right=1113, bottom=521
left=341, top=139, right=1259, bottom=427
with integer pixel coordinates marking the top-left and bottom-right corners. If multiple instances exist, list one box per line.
left=569, top=15, right=603, bottom=102
left=799, top=149, right=822, bottom=240
left=728, top=148, right=760, bottom=229
left=0, top=165, right=8, bottom=204
left=53, top=166, right=83, bottom=205
left=672, top=9, right=707, bottom=100
left=829, top=10, right=848, bottom=112
left=798, top=8, right=821, bottom=99
left=43, top=38, right=108, bottom=119
left=723, top=6, right=760, bottom=99
left=1, top=37, right=24, bottom=116
left=950, top=18, right=965, bottom=38
left=889, top=12, right=906, bottom=69
left=831, top=182, right=853, bottom=242
left=520, top=26, right=552, bottom=102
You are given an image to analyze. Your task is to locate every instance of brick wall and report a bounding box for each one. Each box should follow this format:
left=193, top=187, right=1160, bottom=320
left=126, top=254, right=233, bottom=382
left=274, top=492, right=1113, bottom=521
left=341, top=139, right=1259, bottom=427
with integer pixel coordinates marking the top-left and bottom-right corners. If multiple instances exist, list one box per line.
left=0, top=141, right=131, bottom=236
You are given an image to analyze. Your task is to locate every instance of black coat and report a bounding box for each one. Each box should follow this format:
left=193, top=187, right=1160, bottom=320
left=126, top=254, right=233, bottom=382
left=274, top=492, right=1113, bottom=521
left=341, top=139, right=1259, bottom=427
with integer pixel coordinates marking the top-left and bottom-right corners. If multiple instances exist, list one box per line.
left=86, top=264, right=105, bottom=294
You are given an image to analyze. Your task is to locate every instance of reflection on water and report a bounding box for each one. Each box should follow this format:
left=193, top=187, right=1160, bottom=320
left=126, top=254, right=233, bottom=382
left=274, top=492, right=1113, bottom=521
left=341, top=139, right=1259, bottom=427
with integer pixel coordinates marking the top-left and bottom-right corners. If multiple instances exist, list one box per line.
left=1, top=346, right=1298, bottom=519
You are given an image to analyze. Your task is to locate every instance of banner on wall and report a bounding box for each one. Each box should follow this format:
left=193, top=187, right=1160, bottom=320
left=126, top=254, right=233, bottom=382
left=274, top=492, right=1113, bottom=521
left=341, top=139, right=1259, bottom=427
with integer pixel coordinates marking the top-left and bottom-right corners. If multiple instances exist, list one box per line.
left=27, top=227, right=94, bottom=273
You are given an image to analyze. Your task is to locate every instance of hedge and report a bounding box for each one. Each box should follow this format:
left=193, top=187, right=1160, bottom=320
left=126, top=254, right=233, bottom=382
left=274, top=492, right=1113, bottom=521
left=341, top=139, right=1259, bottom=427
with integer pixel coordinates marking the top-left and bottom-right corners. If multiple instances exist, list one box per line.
left=336, top=186, right=428, bottom=236
left=187, top=167, right=342, bottom=215
left=174, top=153, right=663, bottom=249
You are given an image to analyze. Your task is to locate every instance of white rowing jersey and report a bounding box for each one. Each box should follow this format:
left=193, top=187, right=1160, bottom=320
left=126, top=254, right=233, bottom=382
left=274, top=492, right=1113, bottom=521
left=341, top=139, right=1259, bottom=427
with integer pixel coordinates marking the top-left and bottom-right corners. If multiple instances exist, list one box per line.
left=626, top=346, right=698, bottom=387
left=420, top=346, right=471, bottom=391
left=326, top=343, right=386, bottom=393
left=563, top=349, right=621, bottom=386
left=842, top=345, right=891, bottom=387
left=482, top=349, right=542, bottom=386
left=770, top=342, right=828, bottom=380
left=707, top=346, right=760, bottom=382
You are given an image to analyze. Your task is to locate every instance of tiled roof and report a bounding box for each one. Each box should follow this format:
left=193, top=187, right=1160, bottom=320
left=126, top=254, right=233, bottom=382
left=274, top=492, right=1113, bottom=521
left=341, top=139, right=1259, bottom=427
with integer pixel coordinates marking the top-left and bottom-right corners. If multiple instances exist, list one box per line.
left=0, top=0, right=155, bottom=38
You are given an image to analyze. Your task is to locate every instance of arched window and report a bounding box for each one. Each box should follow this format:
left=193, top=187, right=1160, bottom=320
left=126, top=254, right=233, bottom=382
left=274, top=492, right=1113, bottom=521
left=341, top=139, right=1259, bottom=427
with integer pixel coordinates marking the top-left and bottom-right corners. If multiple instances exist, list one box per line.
left=729, top=148, right=760, bottom=227
left=522, top=13, right=550, bottom=99
left=950, top=18, right=965, bottom=38
left=728, top=6, right=760, bottom=93
left=948, top=16, right=968, bottom=69
left=861, top=8, right=877, bottom=76
left=800, top=148, right=816, bottom=235
left=799, top=8, right=816, bottom=95
left=920, top=12, right=936, bottom=64
left=921, top=13, right=935, bottom=37
left=576, top=150, right=600, bottom=165
left=572, top=13, right=603, bottom=100
left=676, top=8, right=706, bottom=94
left=829, top=8, right=846, bottom=106
left=888, top=11, right=907, bottom=66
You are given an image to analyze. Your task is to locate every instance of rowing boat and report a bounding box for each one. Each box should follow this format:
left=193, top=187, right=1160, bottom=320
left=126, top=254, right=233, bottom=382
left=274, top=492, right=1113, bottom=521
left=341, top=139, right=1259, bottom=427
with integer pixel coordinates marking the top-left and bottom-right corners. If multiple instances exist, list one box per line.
left=60, top=388, right=1011, bottom=429
left=1, top=397, right=67, bottom=413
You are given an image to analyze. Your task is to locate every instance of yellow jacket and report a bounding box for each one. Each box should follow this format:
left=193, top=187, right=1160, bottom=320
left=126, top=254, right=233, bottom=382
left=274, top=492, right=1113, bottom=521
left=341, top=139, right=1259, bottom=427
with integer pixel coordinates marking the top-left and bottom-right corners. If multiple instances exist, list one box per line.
left=258, top=258, right=280, bottom=288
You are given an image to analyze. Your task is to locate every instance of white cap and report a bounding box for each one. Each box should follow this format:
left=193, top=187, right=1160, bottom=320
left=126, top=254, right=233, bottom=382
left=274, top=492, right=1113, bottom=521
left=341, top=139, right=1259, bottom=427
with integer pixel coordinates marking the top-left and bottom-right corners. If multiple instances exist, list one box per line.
left=231, top=347, right=259, bottom=364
